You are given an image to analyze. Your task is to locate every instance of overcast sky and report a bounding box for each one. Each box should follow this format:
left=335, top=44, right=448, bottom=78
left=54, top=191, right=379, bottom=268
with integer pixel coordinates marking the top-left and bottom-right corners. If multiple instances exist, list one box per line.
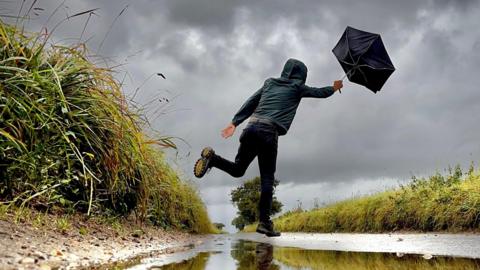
left=3, top=0, right=480, bottom=232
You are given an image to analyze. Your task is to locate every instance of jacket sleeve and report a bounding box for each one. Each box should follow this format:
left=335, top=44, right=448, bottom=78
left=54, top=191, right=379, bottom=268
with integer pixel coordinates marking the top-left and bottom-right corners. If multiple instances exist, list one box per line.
left=231, top=83, right=265, bottom=126
left=300, top=85, right=335, bottom=98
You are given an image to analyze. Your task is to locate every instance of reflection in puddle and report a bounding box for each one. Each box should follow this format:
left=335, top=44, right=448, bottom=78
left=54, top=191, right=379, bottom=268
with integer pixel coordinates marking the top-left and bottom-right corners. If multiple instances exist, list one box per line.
left=152, top=240, right=480, bottom=270
left=231, top=241, right=277, bottom=270
left=158, top=252, right=211, bottom=270
left=272, top=247, right=480, bottom=270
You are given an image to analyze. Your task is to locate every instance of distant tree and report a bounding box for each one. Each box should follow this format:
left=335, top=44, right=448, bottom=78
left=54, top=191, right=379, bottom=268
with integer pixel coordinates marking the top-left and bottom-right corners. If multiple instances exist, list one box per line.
left=231, top=216, right=247, bottom=231
left=230, top=177, right=282, bottom=230
left=213, top=222, right=225, bottom=231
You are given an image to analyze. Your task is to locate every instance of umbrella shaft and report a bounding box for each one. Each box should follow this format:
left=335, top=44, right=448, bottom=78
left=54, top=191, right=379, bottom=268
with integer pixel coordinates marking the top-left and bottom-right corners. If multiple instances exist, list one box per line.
left=340, top=68, right=356, bottom=81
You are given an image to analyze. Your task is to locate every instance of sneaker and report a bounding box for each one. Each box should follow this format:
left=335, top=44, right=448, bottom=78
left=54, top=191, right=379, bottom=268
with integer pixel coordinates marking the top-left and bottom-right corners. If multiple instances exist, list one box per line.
left=256, top=220, right=281, bottom=237
left=193, top=147, right=215, bottom=178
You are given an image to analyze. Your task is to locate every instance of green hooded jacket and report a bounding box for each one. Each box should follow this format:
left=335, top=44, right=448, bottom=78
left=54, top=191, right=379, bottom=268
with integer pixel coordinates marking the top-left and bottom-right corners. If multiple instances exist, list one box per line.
left=231, top=58, right=335, bottom=136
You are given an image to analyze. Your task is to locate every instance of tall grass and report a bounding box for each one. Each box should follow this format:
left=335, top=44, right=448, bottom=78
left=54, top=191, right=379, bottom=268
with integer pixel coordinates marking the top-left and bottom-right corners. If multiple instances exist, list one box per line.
left=0, top=20, right=215, bottom=233
left=244, top=165, right=480, bottom=233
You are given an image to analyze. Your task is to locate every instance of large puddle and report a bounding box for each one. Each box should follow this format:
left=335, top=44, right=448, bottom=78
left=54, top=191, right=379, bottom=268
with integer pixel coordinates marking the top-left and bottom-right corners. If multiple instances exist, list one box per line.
left=123, top=235, right=480, bottom=270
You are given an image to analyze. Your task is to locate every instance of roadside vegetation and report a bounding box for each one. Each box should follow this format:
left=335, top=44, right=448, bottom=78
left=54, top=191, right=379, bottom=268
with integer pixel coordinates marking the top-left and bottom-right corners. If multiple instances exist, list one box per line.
left=244, top=165, right=480, bottom=233
left=0, top=20, right=216, bottom=233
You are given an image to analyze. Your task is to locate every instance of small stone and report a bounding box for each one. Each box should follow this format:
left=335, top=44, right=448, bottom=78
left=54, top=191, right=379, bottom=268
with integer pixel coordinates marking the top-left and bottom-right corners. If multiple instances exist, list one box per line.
left=20, top=245, right=28, bottom=249
left=397, top=238, right=403, bottom=242
left=33, top=251, right=46, bottom=260
left=48, top=256, right=62, bottom=263
left=67, top=254, right=79, bottom=261
left=20, top=257, right=35, bottom=264
left=39, top=264, right=52, bottom=270
left=50, top=250, right=63, bottom=257
left=422, top=254, right=433, bottom=260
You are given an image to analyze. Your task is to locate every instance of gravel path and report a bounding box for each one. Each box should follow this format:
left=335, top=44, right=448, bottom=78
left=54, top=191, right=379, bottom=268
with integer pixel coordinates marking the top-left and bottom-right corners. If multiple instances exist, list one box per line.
left=0, top=219, right=206, bottom=270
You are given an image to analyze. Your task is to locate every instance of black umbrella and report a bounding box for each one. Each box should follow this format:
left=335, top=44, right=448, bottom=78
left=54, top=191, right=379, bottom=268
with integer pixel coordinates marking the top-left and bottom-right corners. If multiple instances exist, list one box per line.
left=332, top=26, right=395, bottom=93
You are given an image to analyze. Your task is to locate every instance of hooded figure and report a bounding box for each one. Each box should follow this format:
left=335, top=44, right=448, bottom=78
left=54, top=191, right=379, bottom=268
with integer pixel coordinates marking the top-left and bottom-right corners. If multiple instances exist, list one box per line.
left=232, top=58, right=335, bottom=135
left=194, top=58, right=342, bottom=237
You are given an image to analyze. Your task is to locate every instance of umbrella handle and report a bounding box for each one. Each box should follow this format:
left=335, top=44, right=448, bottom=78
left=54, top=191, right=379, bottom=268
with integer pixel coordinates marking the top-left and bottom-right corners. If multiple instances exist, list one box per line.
left=337, top=73, right=349, bottom=94
left=336, top=76, right=345, bottom=94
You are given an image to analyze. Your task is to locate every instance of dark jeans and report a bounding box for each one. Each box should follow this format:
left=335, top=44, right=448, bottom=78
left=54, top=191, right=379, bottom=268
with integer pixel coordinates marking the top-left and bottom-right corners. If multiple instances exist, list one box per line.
left=212, top=120, right=278, bottom=222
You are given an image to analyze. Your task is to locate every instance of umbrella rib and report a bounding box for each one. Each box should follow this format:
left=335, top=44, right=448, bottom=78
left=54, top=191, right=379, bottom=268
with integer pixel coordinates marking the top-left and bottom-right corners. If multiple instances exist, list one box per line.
left=357, top=67, right=369, bottom=83
left=341, top=68, right=356, bottom=80
left=337, top=60, right=357, bottom=79
left=355, top=64, right=396, bottom=71
left=338, top=59, right=355, bottom=66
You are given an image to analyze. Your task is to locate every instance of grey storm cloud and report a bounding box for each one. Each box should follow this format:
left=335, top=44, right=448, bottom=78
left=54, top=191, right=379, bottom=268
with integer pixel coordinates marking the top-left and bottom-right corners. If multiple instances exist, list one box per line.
left=2, top=0, right=480, bottom=230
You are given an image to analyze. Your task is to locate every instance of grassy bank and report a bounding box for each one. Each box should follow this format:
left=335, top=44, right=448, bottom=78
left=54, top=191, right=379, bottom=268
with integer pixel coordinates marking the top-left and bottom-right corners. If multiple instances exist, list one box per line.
left=0, top=20, right=215, bottom=233
left=244, top=166, right=480, bottom=233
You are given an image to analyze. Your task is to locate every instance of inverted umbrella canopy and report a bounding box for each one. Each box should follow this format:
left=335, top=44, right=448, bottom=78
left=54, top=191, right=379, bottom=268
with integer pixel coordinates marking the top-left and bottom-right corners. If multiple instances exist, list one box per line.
left=332, top=26, right=395, bottom=93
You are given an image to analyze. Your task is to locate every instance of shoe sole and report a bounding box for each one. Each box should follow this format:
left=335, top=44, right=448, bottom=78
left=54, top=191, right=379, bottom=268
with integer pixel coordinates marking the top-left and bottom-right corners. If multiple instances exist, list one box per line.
left=256, top=227, right=281, bottom=237
left=201, top=147, right=214, bottom=158
left=194, top=147, right=215, bottom=178
left=194, top=158, right=210, bottom=178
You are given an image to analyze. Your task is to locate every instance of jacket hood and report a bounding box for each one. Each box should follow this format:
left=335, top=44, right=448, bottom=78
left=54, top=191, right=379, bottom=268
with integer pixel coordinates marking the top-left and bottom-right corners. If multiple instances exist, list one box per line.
left=280, top=58, right=307, bottom=83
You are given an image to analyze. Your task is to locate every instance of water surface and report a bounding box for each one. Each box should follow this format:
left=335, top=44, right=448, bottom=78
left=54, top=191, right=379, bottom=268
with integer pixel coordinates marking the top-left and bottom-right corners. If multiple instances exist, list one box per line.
left=126, top=234, right=480, bottom=270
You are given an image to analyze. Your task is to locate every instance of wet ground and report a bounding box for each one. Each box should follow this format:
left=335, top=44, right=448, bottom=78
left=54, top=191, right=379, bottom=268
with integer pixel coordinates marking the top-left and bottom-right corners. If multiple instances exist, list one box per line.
left=122, top=233, right=480, bottom=269
left=0, top=218, right=205, bottom=270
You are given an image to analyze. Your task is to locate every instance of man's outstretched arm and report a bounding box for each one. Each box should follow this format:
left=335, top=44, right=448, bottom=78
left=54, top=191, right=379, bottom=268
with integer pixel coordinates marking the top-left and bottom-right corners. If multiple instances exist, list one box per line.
left=301, top=80, right=343, bottom=98
left=222, top=84, right=264, bottom=138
